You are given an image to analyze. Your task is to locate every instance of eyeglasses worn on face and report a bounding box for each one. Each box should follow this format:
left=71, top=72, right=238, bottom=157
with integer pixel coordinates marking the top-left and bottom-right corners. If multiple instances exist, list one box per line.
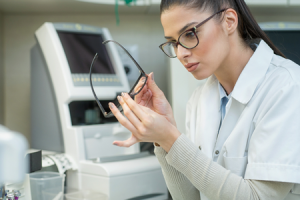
left=89, top=40, right=148, bottom=118
left=159, top=8, right=228, bottom=58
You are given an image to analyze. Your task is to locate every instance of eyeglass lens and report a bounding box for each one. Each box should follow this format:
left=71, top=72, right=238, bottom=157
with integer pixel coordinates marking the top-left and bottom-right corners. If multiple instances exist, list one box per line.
left=162, top=29, right=198, bottom=58
left=179, top=30, right=198, bottom=48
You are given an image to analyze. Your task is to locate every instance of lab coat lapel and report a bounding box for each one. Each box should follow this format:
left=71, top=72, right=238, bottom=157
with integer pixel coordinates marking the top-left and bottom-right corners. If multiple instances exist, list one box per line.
left=216, top=98, right=245, bottom=150
left=195, top=76, right=220, bottom=159
left=194, top=40, right=273, bottom=160
left=216, top=40, right=273, bottom=155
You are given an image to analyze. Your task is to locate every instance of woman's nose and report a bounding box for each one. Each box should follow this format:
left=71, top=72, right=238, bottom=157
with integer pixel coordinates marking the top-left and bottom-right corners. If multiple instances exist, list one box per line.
left=176, top=44, right=191, bottom=60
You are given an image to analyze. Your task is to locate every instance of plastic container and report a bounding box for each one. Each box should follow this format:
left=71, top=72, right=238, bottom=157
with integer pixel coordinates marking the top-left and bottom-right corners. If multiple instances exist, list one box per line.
left=30, top=172, right=65, bottom=200
left=65, top=190, right=108, bottom=200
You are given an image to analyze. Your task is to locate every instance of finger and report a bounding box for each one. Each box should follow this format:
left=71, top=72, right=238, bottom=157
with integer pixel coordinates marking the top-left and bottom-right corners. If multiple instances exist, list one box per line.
left=138, top=103, right=151, bottom=113
left=147, top=72, right=164, bottom=98
left=135, top=89, right=153, bottom=108
left=143, top=89, right=153, bottom=107
left=136, top=88, right=152, bottom=106
left=134, top=76, right=149, bottom=103
left=113, top=135, right=138, bottom=147
left=134, top=76, right=147, bottom=93
left=109, top=102, right=137, bottom=133
left=121, top=93, right=146, bottom=121
left=118, top=96, right=143, bottom=127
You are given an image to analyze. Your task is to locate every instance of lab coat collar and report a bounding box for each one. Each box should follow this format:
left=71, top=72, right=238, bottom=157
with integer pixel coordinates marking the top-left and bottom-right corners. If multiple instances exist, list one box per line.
left=218, top=82, right=228, bottom=100
left=231, top=40, right=274, bottom=104
left=218, top=82, right=231, bottom=111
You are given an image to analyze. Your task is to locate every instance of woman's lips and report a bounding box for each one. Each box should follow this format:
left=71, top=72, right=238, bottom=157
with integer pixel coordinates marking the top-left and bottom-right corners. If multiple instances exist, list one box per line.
left=185, top=62, right=199, bottom=72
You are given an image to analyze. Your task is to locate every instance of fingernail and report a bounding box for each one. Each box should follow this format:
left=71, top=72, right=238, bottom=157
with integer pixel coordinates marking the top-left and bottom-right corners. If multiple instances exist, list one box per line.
left=117, top=96, right=122, bottom=102
left=140, top=77, right=146, bottom=83
left=151, top=73, right=154, bottom=81
left=109, top=102, right=115, bottom=109
left=121, top=92, right=126, bottom=97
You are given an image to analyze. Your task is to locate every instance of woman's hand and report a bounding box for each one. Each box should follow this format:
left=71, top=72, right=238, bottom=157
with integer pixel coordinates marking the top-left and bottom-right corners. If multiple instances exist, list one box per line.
left=109, top=92, right=181, bottom=152
left=133, top=72, right=177, bottom=127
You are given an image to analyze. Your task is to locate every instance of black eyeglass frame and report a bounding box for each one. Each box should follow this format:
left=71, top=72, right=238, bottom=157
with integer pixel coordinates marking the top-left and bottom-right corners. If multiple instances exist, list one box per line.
left=159, top=8, right=228, bottom=58
left=89, top=40, right=148, bottom=118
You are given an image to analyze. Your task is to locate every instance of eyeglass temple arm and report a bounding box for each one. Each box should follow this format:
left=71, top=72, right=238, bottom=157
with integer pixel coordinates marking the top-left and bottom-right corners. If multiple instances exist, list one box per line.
left=195, top=8, right=228, bottom=29
left=89, top=53, right=109, bottom=116
left=103, top=40, right=146, bottom=75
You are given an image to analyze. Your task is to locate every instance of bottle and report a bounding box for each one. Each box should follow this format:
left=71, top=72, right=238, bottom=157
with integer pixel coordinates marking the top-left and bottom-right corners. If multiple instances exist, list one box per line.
left=6, top=192, right=13, bottom=200
left=13, top=191, right=21, bottom=200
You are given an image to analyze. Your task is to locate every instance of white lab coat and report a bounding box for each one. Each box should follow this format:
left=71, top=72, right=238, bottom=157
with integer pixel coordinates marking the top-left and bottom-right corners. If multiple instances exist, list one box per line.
left=186, top=40, right=300, bottom=200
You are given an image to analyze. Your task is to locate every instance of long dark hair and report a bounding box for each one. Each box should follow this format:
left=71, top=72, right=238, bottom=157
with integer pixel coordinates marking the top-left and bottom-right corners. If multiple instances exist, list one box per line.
left=160, top=0, right=285, bottom=58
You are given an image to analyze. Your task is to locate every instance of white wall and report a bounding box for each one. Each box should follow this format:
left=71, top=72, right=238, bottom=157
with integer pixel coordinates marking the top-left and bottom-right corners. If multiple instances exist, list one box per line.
left=3, top=13, right=167, bottom=143
left=0, top=12, right=3, bottom=124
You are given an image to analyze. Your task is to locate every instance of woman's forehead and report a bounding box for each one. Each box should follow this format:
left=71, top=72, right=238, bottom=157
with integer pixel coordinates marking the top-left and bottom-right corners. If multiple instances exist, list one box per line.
left=161, top=6, right=211, bottom=38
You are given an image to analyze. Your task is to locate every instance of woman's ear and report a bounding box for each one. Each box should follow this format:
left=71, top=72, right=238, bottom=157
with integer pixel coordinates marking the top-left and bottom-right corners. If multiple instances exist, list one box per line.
left=223, top=8, right=239, bottom=36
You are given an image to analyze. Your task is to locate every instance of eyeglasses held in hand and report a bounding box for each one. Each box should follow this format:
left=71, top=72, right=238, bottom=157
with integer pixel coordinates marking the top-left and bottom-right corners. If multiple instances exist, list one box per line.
left=89, top=40, right=148, bottom=118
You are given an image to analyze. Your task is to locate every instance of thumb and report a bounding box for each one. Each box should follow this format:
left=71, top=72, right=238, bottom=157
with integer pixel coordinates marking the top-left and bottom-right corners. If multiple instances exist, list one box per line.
left=112, top=135, right=138, bottom=147
left=147, top=72, right=163, bottom=96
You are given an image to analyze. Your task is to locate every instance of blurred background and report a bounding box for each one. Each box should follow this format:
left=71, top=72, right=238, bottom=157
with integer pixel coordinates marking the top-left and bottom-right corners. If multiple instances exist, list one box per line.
left=1, top=1, right=300, bottom=199
left=1, top=0, right=300, bottom=144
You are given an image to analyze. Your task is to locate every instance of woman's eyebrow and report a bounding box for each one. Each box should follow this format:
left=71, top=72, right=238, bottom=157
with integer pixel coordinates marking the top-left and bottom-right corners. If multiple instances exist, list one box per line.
left=164, top=22, right=199, bottom=39
left=178, top=22, right=198, bottom=35
left=164, top=36, right=174, bottom=40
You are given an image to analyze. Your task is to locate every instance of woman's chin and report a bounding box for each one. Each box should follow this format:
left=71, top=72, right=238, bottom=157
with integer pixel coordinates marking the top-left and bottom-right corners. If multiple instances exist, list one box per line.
left=191, top=70, right=211, bottom=80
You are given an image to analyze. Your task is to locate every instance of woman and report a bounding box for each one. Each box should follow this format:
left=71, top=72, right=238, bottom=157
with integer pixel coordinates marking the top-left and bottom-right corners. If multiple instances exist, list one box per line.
left=108, top=0, right=300, bottom=199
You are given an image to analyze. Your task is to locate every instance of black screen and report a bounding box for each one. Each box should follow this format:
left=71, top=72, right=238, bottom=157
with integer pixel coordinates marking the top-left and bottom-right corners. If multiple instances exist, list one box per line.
left=57, top=31, right=115, bottom=74
left=264, top=31, right=300, bottom=65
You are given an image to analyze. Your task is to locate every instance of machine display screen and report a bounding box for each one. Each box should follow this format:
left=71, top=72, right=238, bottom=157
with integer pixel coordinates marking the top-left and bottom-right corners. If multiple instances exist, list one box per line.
left=265, top=31, right=300, bottom=65
left=57, top=31, right=115, bottom=74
